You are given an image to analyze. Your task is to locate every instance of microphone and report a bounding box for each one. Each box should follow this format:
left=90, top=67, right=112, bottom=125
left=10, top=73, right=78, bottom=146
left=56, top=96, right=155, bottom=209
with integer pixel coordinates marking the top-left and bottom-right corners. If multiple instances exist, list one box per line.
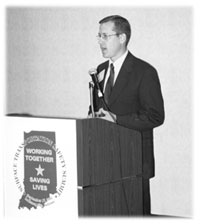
left=88, top=68, right=101, bottom=90
left=88, top=68, right=103, bottom=97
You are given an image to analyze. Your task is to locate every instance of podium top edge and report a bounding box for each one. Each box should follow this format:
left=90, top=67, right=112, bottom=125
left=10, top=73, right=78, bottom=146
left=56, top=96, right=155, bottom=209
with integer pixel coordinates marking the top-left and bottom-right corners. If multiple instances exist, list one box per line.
left=6, top=113, right=85, bottom=120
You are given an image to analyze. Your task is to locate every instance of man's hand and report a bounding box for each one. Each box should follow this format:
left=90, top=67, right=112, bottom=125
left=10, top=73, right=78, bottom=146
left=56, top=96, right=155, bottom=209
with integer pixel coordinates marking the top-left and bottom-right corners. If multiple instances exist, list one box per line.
left=96, top=108, right=116, bottom=123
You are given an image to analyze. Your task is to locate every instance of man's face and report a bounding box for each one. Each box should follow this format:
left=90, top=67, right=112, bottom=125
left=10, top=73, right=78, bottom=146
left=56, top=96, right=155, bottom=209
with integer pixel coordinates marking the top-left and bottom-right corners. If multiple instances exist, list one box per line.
left=98, top=21, right=123, bottom=61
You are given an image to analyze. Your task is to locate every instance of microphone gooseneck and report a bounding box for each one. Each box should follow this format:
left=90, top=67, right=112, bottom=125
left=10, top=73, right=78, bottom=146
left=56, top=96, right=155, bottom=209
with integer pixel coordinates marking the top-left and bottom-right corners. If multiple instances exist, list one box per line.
left=88, top=68, right=116, bottom=123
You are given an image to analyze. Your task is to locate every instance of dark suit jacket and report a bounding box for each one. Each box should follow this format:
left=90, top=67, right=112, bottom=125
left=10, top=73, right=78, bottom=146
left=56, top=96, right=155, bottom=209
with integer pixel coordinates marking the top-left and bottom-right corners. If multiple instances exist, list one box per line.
left=91, top=51, right=165, bottom=179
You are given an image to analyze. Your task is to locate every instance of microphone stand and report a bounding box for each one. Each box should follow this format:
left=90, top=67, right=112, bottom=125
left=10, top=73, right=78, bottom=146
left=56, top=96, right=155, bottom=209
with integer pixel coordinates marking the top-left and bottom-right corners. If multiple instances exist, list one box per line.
left=89, top=73, right=117, bottom=123
left=95, top=86, right=117, bottom=123
left=89, top=82, right=95, bottom=118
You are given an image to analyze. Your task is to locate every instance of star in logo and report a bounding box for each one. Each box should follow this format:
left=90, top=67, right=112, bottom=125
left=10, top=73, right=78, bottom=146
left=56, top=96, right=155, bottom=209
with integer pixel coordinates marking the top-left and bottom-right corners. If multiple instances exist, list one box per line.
left=35, top=164, right=45, bottom=176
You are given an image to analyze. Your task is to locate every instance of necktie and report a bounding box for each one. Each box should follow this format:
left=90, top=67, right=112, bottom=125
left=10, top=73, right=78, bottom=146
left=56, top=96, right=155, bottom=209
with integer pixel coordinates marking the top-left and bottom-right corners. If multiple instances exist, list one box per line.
left=104, top=63, right=115, bottom=104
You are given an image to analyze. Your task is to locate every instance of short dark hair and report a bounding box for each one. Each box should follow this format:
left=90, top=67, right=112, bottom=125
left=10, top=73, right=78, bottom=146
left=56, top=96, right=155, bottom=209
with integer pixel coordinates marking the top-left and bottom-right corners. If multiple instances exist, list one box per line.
left=99, top=15, right=131, bottom=46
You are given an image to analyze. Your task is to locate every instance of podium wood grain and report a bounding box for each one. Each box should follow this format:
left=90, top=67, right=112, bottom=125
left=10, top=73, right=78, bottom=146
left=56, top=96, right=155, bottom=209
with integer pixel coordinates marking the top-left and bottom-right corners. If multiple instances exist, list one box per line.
left=76, top=118, right=143, bottom=215
left=78, top=177, right=143, bottom=216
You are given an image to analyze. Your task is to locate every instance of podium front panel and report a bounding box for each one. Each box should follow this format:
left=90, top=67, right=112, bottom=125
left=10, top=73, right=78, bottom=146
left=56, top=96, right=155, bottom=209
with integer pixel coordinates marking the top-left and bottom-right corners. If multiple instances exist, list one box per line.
left=78, top=177, right=143, bottom=216
left=3, top=116, right=78, bottom=220
left=76, top=118, right=142, bottom=187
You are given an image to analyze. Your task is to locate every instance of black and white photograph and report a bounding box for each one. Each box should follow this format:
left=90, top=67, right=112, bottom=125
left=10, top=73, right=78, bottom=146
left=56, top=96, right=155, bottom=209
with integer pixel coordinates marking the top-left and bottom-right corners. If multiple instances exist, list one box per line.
left=1, top=1, right=200, bottom=224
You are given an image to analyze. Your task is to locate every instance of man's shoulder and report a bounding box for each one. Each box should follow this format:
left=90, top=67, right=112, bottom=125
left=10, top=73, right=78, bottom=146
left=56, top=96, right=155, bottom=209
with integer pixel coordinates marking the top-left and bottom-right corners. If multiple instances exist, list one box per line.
left=127, top=52, right=157, bottom=72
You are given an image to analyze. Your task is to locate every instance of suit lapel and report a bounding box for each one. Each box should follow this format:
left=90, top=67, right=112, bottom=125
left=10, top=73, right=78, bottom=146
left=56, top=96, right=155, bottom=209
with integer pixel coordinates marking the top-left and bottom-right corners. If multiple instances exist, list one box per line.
left=108, top=52, right=133, bottom=105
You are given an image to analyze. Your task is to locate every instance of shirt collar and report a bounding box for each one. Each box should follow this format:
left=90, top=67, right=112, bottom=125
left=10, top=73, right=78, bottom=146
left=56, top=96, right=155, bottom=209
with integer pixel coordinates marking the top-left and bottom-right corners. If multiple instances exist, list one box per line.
left=109, top=50, right=129, bottom=68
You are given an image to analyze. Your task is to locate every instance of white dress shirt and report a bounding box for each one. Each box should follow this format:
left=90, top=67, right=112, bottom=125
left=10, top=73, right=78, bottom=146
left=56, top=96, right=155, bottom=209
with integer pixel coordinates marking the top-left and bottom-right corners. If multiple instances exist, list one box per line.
left=103, top=50, right=129, bottom=92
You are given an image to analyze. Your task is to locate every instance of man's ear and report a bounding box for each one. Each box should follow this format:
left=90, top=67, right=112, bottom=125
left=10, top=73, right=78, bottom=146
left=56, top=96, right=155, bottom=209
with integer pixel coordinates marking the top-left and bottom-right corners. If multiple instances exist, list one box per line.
left=119, top=33, right=126, bottom=44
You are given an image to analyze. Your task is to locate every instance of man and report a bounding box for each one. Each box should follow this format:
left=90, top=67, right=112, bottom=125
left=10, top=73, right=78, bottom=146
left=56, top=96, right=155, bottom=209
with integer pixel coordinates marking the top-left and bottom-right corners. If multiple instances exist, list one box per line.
left=89, top=15, right=165, bottom=215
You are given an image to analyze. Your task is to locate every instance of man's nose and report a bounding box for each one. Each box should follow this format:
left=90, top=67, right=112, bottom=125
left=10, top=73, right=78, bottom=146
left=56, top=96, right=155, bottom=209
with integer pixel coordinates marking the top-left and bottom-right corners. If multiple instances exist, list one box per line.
left=98, top=38, right=103, bottom=45
left=98, top=36, right=105, bottom=45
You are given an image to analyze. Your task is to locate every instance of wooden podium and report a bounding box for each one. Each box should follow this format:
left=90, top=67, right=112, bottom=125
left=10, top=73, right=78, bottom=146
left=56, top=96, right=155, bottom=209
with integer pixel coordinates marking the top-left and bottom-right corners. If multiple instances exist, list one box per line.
left=76, top=118, right=143, bottom=216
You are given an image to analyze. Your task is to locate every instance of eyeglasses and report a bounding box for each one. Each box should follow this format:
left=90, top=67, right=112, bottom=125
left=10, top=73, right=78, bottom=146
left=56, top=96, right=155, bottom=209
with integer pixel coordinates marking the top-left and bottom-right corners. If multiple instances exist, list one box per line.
left=96, top=33, right=121, bottom=41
